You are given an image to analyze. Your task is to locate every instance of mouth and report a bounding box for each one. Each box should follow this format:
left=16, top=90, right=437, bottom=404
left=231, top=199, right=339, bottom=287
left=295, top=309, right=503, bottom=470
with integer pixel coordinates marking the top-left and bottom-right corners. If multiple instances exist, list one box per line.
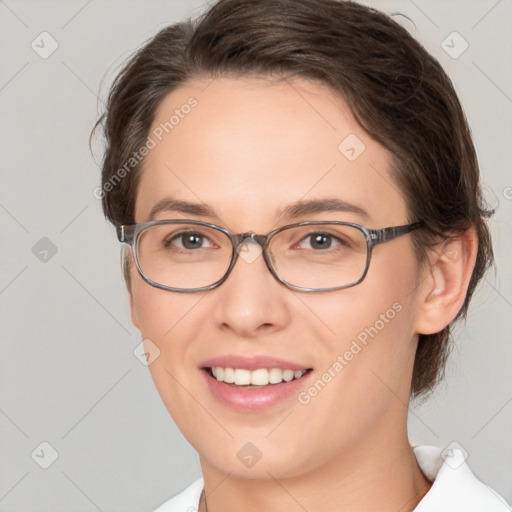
left=205, top=366, right=313, bottom=388
left=199, top=355, right=314, bottom=411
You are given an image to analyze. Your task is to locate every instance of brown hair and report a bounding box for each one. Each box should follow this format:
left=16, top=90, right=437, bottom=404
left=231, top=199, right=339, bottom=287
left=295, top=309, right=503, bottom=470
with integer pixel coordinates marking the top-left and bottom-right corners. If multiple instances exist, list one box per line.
left=93, top=0, right=493, bottom=398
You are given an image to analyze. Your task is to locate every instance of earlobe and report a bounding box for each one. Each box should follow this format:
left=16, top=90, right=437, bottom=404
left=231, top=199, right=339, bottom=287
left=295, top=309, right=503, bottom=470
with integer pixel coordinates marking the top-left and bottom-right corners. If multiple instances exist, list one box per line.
left=414, top=230, right=478, bottom=335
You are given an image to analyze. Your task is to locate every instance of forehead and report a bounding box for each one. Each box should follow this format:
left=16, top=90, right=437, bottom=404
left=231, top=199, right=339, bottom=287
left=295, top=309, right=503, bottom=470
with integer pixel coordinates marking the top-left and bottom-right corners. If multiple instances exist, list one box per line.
left=135, top=76, right=408, bottom=228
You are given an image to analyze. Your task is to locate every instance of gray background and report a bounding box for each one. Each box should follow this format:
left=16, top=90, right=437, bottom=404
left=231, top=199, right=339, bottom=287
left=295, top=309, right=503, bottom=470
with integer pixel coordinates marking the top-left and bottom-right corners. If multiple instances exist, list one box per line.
left=0, top=0, right=511, bottom=510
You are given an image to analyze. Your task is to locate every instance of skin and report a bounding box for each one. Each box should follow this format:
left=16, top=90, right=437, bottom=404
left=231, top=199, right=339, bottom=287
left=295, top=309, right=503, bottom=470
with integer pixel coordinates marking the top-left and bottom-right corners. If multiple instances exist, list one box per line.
left=128, top=76, right=477, bottom=511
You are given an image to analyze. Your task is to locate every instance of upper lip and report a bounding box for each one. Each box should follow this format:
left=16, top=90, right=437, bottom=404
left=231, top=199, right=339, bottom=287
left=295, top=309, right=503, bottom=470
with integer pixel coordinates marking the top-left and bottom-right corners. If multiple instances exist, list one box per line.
left=200, top=355, right=312, bottom=371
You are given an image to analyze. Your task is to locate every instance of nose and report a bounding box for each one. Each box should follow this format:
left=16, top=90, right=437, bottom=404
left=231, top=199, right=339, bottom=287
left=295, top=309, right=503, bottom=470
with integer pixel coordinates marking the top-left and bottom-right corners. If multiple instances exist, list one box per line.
left=211, top=240, right=291, bottom=337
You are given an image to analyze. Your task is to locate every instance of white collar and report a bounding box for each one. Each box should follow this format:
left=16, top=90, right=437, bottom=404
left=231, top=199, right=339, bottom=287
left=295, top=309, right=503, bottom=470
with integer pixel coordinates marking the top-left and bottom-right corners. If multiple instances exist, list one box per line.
left=412, top=445, right=510, bottom=511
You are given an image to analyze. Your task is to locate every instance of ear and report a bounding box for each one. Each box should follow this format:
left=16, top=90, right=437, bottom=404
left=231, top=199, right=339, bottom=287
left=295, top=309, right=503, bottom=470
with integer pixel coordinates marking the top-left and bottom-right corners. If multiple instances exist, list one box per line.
left=122, top=246, right=140, bottom=329
left=129, top=289, right=140, bottom=329
left=413, top=229, right=478, bottom=335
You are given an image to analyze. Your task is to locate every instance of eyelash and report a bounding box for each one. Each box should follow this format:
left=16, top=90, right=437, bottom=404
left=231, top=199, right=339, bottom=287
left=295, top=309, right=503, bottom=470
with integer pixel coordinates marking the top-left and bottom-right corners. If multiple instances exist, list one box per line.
left=164, top=230, right=348, bottom=251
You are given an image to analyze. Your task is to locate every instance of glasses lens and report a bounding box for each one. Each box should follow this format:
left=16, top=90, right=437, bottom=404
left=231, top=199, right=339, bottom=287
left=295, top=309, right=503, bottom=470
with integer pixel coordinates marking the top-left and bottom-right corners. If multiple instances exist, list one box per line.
left=269, top=224, right=368, bottom=290
left=136, top=223, right=232, bottom=289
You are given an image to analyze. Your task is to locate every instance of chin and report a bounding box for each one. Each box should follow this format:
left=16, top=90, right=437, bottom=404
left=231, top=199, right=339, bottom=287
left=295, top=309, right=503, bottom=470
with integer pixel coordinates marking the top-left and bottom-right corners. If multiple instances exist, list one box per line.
left=196, top=434, right=316, bottom=481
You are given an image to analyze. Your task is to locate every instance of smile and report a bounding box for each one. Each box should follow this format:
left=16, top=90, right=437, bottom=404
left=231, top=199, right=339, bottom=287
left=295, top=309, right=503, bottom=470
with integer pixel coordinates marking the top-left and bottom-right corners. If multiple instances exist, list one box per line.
left=208, top=367, right=310, bottom=386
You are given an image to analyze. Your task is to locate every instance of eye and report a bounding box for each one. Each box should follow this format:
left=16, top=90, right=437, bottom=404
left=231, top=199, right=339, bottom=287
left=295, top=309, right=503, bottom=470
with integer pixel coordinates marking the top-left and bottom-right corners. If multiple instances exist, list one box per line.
left=166, top=231, right=214, bottom=250
left=298, top=232, right=344, bottom=250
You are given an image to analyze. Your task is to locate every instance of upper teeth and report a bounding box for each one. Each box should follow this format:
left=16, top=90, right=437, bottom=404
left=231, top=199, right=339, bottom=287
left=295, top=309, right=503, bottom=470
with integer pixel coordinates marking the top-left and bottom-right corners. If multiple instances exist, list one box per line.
left=211, top=367, right=307, bottom=386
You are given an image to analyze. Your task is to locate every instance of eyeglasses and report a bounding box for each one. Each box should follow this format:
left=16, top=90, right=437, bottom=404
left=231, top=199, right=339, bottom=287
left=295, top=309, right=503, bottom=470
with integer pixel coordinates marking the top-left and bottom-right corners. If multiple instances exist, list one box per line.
left=117, top=219, right=423, bottom=293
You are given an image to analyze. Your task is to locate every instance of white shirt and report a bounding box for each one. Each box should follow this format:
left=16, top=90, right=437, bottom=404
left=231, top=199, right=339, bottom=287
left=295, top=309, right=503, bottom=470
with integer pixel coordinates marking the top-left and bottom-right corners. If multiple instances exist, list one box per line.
left=153, top=445, right=511, bottom=511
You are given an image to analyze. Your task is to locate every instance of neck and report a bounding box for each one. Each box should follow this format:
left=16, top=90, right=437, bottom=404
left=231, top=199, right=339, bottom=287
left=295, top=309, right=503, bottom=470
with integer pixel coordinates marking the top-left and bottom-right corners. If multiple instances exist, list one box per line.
left=199, top=416, right=431, bottom=512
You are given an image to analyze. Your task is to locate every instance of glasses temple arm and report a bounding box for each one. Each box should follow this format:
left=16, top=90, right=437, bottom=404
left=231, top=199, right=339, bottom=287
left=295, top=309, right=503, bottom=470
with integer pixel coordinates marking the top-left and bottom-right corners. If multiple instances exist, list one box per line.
left=376, top=221, right=424, bottom=243
left=117, top=225, right=134, bottom=243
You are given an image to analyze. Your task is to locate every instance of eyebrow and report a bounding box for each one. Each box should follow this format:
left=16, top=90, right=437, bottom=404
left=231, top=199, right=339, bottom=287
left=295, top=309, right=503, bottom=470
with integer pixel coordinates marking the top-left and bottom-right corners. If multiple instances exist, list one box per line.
left=147, top=197, right=369, bottom=223
left=277, top=198, right=369, bottom=222
left=148, top=198, right=216, bottom=220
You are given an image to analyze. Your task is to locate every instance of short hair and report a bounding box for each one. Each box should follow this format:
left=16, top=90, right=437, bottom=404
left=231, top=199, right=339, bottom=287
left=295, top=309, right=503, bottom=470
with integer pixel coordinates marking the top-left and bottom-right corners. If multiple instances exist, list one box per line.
left=93, top=0, right=493, bottom=399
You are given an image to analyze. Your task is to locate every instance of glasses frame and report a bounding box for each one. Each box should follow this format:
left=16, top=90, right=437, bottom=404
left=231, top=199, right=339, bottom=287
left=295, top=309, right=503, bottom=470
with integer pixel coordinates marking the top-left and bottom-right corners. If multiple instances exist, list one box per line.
left=117, top=219, right=424, bottom=293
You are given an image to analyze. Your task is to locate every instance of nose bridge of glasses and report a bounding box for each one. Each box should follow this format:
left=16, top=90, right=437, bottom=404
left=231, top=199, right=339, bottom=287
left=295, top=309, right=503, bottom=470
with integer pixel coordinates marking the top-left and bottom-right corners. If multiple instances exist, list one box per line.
left=231, top=232, right=267, bottom=249
left=230, top=232, right=268, bottom=266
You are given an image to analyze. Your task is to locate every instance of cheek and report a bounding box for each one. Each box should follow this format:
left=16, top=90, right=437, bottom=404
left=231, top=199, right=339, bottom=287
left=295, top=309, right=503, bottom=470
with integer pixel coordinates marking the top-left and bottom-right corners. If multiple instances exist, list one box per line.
left=130, top=279, right=211, bottom=435
left=298, top=283, right=415, bottom=402
left=296, top=246, right=419, bottom=409
left=130, top=269, right=203, bottom=339
left=305, top=249, right=417, bottom=355
left=130, top=276, right=201, bottom=383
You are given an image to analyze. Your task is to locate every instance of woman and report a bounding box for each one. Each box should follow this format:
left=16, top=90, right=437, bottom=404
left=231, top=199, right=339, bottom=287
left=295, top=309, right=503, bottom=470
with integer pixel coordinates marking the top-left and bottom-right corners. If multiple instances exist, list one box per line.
left=94, top=0, right=510, bottom=510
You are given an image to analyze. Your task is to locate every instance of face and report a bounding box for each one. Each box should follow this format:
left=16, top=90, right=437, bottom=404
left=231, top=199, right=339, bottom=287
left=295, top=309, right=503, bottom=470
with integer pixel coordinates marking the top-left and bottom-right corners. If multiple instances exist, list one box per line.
left=129, top=76, right=425, bottom=479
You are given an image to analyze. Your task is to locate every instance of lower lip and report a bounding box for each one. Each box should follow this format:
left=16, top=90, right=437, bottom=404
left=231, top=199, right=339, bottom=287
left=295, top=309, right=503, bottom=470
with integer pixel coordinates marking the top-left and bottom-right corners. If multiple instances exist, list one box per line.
left=202, top=370, right=312, bottom=412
